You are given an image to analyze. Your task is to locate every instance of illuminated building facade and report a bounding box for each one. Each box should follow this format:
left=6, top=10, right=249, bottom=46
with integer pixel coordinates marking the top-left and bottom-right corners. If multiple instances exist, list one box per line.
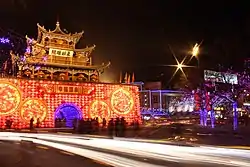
left=0, top=78, right=140, bottom=128
left=136, top=82, right=194, bottom=114
left=20, top=22, right=110, bottom=81
left=0, top=22, right=140, bottom=128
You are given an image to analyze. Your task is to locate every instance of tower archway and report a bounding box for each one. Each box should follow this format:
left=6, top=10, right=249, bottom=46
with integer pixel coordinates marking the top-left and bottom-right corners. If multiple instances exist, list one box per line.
left=55, top=103, right=82, bottom=127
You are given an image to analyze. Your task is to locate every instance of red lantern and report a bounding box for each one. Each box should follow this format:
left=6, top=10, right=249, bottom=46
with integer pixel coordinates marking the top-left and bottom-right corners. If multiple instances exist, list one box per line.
left=194, top=92, right=201, bottom=111
left=205, top=92, right=212, bottom=111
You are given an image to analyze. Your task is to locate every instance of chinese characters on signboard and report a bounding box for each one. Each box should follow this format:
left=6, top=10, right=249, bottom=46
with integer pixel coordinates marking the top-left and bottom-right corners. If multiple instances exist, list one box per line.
left=56, top=85, right=81, bottom=94
left=49, top=48, right=74, bottom=57
left=55, top=85, right=94, bottom=95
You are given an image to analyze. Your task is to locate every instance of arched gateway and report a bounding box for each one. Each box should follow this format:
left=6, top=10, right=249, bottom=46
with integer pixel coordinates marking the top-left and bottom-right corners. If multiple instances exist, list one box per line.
left=55, top=103, right=82, bottom=127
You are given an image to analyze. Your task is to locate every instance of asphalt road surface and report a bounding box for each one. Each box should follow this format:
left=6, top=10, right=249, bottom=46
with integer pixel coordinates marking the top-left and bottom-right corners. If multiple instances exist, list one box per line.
left=0, top=133, right=242, bottom=167
left=0, top=140, right=110, bottom=167
left=50, top=139, right=235, bottom=167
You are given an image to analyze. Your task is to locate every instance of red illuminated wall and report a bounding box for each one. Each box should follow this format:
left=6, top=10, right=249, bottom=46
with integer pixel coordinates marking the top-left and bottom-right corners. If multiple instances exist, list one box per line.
left=0, top=78, right=140, bottom=129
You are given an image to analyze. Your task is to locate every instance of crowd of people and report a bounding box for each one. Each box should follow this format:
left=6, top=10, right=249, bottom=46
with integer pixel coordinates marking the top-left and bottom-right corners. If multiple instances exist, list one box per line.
left=5, top=117, right=41, bottom=130
left=73, top=117, right=140, bottom=137
left=5, top=117, right=140, bottom=137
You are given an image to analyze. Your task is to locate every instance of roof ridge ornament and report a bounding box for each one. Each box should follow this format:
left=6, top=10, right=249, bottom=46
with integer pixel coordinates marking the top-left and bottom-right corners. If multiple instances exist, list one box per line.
left=56, top=21, right=60, bottom=27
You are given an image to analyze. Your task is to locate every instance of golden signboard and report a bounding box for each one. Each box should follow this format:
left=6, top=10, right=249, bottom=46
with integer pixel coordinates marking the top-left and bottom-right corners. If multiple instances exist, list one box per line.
left=55, top=85, right=95, bottom=95
left=55, top=85, right=81, bottom=94
left=49, top=48, right=74, bottom=57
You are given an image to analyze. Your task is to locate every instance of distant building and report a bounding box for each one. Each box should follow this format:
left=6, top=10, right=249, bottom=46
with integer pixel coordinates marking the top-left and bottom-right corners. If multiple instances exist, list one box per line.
left=144, top=81, right=162, bottom=90
left=132, top=82, right=194, bottom=115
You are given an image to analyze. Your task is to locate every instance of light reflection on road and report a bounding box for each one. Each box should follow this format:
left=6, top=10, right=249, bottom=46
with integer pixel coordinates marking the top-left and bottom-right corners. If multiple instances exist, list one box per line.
left=0, top=132, right=249, bottom=167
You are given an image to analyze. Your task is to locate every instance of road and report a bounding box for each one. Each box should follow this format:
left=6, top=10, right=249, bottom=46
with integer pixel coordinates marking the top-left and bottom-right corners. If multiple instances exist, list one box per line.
left=1, top=132, right=248, bottom=167
left=0, top=139, right=109, bottom=167
left=129, top=124, right=250, bottom=146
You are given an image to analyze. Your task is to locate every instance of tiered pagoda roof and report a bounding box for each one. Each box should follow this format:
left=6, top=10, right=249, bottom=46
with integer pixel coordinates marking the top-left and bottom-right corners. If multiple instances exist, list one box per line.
left=25, top=22, right=110, bottom=71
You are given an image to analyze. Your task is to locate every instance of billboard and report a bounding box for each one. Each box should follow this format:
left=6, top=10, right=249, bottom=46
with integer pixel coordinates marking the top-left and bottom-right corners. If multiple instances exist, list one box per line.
left=204, top=70, right=238, bottom=85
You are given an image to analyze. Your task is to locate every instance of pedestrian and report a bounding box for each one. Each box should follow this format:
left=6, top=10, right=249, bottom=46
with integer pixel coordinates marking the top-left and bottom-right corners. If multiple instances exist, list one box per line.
left=115, top=117, right=120, bottom=137
left=108, top=118, right=114, bottom=136
left=30, top=117, right=34, bottom=130
left=36, top=118, right=40, bottom=128
left=120, top=117, right=126, bottom=137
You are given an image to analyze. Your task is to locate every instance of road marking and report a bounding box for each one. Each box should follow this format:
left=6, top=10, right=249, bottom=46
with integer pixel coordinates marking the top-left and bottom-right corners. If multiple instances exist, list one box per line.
left=197, top=133, right=212, bottom=136
left=82, top=135, right=111, bottom=139
left=60, top=151, right=75, bottom=156
left=57, top=132, right=72, bottom=135
left=221, top=146, right=250, bottom=150
left=21, top=129, right=30, bottom=132
left=37, top=130, right=48, bottom=133
left=92, top=160, right=111, bottom=166
left=36, top=145, right=49, bottom=150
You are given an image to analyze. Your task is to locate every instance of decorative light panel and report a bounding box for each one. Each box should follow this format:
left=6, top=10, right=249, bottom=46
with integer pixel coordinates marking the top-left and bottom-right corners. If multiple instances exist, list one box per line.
left=0, top=78, right=140, bottom=128
left=0, top=37, right=10, bottom=44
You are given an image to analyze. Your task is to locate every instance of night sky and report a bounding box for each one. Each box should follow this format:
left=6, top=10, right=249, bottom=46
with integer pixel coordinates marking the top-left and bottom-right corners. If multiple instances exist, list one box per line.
left=0, top=1, right=249, bottom=85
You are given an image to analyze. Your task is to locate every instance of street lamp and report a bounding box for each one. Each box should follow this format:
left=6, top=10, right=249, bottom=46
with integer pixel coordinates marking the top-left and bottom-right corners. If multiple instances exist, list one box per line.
left=166, top=45, right=195, bottom=83
left=167, top=57, right=194, bottom=83
left=192, top=43, right=199, bottom=57
left=177, top=63, right=183, bottom=69
left=189, top=42, right=202, bottom=68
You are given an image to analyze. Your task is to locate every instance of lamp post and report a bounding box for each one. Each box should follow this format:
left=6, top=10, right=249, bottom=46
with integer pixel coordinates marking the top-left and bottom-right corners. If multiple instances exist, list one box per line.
left=191, top=43, right=209, bottom=127
left=192, top=43, right=216, bottom=128
left=191, top=43, right=204, bottom=126
left=191, top=43, right=200, bottom=68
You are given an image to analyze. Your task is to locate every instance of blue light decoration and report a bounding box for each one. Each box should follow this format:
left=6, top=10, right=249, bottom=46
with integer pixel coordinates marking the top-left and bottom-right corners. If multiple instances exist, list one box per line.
left=233, top=102, right=238, bottom=130
left=25, top=46, right=31, bottom=54
left=210, top=110, right=215, bottom=128
left=35, top=66, right=41, bottom=71
left=0, top=37, right=10, bottom=44
left=55, top=103, right=83, bottom=127
left=203, top=109, right=208, bottom=127
left=200, top=110, right=204, bottom=126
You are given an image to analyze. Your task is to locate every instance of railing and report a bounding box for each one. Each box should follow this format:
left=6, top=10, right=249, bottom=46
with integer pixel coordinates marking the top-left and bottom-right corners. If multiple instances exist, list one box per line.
left=47, top=43, right=73, bottom=49
left=47, top=56, right=90, bottom=66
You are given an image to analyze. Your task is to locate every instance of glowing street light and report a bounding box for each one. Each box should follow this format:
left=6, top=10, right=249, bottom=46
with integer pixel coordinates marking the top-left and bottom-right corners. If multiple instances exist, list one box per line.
left=165, top=45, right=195, bottom=83
left=167, top=55, right=194, bottom=83
left=187, top=42, right=202, bottom=66
left=192, top=43, right=199, bottom=57
left=177, top=63, right=183, bottom=69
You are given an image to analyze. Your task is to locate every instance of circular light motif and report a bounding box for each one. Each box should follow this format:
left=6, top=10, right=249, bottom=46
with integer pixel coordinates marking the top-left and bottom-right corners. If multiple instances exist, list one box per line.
left=0, top=82, right=21, bottom=116
left=20, top=99, right=48, bottom=124
left=89, top=100, right=110, bottom=120
left=110, top=88, right=134, bottom=115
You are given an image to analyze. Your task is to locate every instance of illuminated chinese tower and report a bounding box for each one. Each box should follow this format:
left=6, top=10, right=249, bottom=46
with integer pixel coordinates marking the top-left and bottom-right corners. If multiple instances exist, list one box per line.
left=20, top=22, right=110, bottom=81
left=0, top=22, right=140, bottom=129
